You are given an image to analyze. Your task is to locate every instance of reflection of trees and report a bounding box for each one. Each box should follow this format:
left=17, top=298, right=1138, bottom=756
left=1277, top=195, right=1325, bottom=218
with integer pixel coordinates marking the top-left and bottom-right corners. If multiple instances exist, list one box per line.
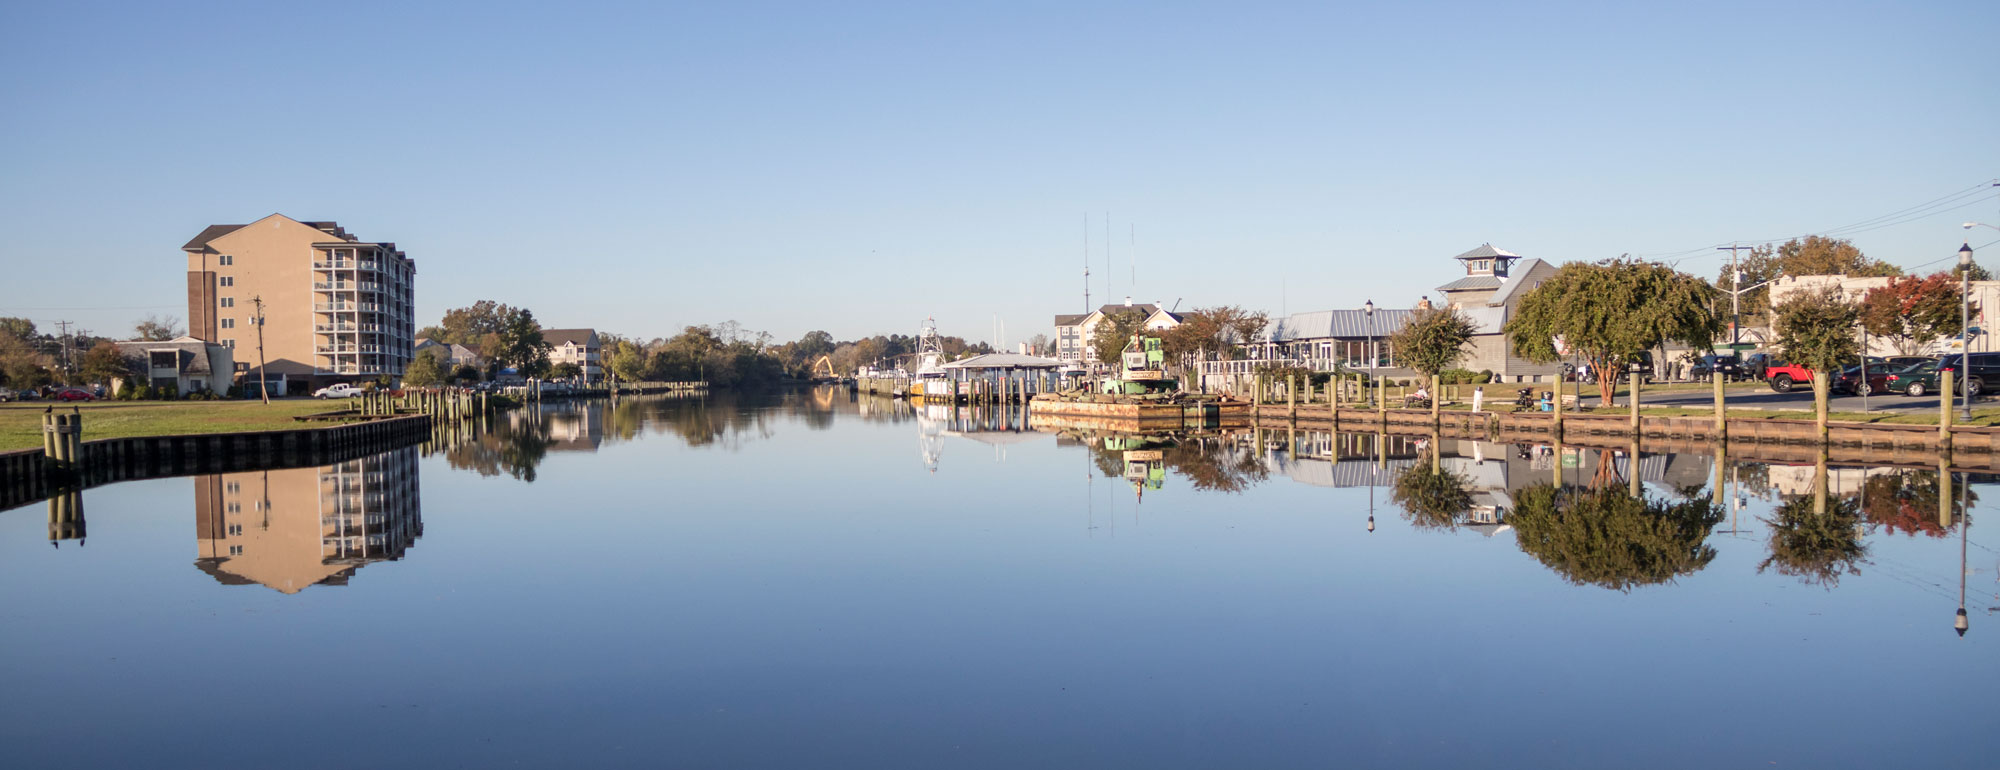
left=1509, top=484, right=1724, bottom=591
left=1163, top=437, right=1268, bottom=493
left=1391, top=464, right=1473, bottom=530
left=445, top=417, right=552, bottom=482
left=1859, top=471, right=1970, bottom=538
left=1760, top=495, right=1867, bottom=588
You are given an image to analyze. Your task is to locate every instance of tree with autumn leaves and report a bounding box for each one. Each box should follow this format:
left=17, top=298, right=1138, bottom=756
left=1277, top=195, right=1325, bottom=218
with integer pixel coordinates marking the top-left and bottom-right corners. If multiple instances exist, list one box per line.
left=1858, top=271, right=1965, bottom=355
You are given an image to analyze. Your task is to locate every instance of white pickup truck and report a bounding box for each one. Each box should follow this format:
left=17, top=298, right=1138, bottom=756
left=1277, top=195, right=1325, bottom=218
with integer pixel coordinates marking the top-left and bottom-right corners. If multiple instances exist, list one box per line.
left=313, top=383, right=364, bottom=399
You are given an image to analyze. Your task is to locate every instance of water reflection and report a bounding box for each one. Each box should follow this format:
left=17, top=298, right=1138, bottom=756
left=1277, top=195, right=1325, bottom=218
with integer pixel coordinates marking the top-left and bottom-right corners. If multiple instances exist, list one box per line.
left=192, top=447, right=422, bottom=593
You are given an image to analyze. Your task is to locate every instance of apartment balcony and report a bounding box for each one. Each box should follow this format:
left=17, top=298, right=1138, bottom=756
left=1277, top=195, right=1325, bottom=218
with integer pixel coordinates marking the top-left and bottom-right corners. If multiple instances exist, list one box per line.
left=313, top=281, right=355, bottom=291
left=312, top=260, right=355, bottom=270
left=315, top=365, right=364, bottom=375
left=358, top=344, right=383, bottom=354
left=314, top=303, right=356, bottom=312
left=357, top=281, right=381, bottom=292
left=317, top=345, right=358, bottom=354
left=314, top=323, right=356, bottom=333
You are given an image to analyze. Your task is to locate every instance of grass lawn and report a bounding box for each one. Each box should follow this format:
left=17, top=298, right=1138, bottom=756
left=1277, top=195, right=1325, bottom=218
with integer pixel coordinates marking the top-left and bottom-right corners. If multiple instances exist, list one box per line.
left=0, top=399, right=352, bottom=452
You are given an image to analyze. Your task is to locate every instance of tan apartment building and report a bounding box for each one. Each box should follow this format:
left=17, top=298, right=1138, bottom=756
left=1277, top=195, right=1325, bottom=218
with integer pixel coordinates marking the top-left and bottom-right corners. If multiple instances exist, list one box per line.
left=181, top=213, right=416, bottom=392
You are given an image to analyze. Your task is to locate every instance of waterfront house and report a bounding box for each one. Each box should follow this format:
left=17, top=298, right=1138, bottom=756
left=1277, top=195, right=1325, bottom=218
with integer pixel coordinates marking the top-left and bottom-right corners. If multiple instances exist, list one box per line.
left=413, top=338, right=486, bottom=370
left=112, top=337, right=236, bottom=396
left=1433, top=244, right=1561, bottom=383
left=543, top=328, right=602, bottom=381
left=1052, top=300, right=1182, bottom=367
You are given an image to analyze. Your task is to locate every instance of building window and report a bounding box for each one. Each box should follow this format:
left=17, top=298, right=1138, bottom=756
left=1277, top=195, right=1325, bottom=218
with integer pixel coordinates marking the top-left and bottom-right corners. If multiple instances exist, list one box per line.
left=229, top=545, right=243, bottom=556
left=218, top=255, right=233, bottom=266
left=220, top=297, right=234, bottom=308
left=227, top=524, right=243, bottom=536
left=221, top=339, right=235, bottom=349
left=221, top=318, right=235, bottom=329
left=219, top=276, right=234, bottom=287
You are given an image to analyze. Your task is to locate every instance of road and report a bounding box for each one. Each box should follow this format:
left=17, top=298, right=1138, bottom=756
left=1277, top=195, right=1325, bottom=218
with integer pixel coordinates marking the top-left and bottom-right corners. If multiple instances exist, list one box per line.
left=1564, top=381, right=1986, bottom=415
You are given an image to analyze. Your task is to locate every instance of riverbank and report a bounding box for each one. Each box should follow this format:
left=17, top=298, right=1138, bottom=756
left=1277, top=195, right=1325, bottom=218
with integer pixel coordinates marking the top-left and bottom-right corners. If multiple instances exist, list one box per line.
left=0, top=401, right=340, bottom=451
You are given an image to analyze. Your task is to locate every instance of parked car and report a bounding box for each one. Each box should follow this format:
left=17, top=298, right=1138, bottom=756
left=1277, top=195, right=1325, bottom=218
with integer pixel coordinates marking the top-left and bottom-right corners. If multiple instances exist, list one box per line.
left=53, top=388, right=96, bottom=402
left=1831, top=362, right=1904, bottom=396
left=1884, top=361, right=1942, bottom=397
left=0, top=387, right=15, bottom=402
left=313, top=383, right=365, bottom=399
left=1689, top=354, right=1743, bottom=381
left=1885, top=355, right=1935, bottom=369
left=1743, top=353, right=1780, bottom=380
left=1935, top=352, right=2000, bottom=397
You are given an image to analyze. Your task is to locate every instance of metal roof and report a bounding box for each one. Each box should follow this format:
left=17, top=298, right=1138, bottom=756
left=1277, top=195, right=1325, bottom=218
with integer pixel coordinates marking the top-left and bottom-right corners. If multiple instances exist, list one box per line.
left=1435, top=275, right=1505, bottom=293
left=1053, top=313, right=1088, bottom=326
left=1265, top=308, right=1415, bottom=342
left=1488, top=258, right=1554, bottom=308
left=940, top=352, right=1066, bottom=370
left=1451, top=243, right=1521, bottom=261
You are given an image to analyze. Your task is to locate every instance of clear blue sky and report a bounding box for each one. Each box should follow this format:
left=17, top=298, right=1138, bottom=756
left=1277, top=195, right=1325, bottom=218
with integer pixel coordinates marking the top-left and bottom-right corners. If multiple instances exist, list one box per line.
left=2, top=0, right=1996, bottom=346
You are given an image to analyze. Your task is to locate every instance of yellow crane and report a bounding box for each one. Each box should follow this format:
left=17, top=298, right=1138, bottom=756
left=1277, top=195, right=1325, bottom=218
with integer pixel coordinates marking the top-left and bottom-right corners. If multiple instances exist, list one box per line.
left=811, top=355, right=839, bottom=383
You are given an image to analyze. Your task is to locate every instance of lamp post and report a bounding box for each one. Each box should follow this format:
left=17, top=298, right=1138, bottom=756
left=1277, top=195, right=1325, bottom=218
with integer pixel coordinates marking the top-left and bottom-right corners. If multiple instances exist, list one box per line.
left=1960, top=242, right=1975, bottom=420
left=1363, top=299, right=1376, bottom=406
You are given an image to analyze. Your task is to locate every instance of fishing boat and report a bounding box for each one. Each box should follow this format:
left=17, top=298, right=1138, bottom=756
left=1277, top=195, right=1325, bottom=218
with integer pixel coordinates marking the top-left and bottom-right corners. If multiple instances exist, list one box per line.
left=905, top=318, right=952, bottom=401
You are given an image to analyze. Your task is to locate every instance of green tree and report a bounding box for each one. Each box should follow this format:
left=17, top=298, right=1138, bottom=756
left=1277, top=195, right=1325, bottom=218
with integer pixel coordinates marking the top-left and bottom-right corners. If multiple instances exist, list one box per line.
left=0, top=328, right=48, bottom=388
left=494, top=308, right=552, bottom=377
left=78, top=341, right=138, bottom=387
left=1159, top=306, right=1268, bottom=374
left=1507, top=258, right=1724, bottom=404
left=1509, top=484, right=1725, bottom=591
left=450, top=364, right=481, bottom=383
left=608, top=340, right=646, bottom=382
left=1859, top=272, right=1962, bottom=356
left=1773, top=285, right=1861, bottom=431
left=1389, top=306, right=1477, bottom=379
left=1773, top=235, right=1900, bottom=278
left=549, top=362, right=582, bottom=379
left=0, top=317, right=35, bottom=340
left=402, top=351, right=445, bottom=387
left=1091, top=309, right=1151, bottom=366
left=132, top=314, right=183, bottom=341
left=431, top=300, right=518, bottom=346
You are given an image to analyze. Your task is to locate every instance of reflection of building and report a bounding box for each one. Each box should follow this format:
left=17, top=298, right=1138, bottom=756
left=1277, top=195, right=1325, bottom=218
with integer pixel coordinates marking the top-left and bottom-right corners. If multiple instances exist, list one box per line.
left=534, top=402, right=603, bottom=452
left=193, top=448, right=422, bottom=593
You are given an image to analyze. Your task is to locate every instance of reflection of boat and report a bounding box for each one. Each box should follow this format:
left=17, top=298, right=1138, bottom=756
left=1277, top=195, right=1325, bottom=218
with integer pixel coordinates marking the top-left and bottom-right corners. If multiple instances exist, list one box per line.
left=906, top=318, right=951, bottom=401
left=916, top=401, right=945, bottom=473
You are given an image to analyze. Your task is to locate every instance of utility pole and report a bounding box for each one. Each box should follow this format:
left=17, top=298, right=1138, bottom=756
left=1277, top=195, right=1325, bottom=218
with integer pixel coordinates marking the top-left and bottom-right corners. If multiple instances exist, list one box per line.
left=53, top=320, right=75, bottom=385
left=251, top=296, right=269, bottom=404
left=1718, top=245, right=1754, bottom=347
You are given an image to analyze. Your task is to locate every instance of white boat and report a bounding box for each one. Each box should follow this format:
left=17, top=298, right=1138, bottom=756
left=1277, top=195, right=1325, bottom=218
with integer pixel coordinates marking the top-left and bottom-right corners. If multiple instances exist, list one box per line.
left=907, top=318, right=952, bottom=400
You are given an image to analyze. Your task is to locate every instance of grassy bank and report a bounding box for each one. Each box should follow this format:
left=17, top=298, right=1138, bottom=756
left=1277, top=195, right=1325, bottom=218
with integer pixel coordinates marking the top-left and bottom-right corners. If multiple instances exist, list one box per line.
left=0, top=400, right=346, bottom=452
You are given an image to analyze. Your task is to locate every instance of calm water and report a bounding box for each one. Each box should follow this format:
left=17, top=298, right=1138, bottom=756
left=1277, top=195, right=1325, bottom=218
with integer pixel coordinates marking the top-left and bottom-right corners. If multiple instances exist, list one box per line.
left=3, top=389, right=1995, bottom=769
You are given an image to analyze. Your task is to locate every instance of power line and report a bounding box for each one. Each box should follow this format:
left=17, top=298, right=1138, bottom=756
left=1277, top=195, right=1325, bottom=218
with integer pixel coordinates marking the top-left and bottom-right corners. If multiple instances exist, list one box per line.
left=1631, top=179, right=2000, bottom=264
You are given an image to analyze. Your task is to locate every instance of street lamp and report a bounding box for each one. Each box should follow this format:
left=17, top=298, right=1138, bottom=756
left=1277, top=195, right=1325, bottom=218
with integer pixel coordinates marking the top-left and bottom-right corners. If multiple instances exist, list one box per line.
left=1363, top=299, right=1376, bottom=406
left=1961, top=242, right=1975, bottom=420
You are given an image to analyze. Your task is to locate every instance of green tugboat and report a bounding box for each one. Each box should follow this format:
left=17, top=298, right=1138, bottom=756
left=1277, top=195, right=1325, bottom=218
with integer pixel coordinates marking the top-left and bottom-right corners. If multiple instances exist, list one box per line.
left=1030, top=334, right=1247, bottom=429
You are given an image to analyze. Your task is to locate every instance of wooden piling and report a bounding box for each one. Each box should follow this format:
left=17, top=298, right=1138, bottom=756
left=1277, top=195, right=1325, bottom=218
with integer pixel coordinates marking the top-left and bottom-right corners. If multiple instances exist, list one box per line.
left=1712, top=371, right=1725, bottom=440
left=1941, top=370, right=1955, bottom=450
